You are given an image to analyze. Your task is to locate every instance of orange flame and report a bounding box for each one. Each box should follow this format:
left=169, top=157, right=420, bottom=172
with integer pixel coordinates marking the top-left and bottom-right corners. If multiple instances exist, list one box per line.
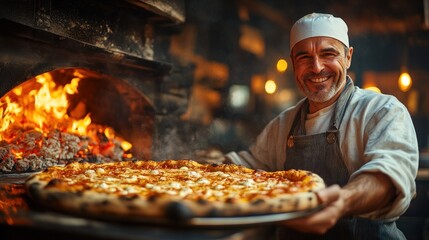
left=0, top=71, right=91, bottom=139
left=0, top=69, right=132, bottom=159
left=0, top=96, right=23, bottom=134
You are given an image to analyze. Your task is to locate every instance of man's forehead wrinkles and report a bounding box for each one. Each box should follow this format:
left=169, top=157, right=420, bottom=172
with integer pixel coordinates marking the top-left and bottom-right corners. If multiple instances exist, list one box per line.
left=293, top=46, right=339, bottom=58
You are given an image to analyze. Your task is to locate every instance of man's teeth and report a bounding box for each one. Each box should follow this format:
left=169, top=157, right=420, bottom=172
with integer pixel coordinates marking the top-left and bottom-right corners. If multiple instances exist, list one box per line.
left=309, top=77, right=328, bottom=83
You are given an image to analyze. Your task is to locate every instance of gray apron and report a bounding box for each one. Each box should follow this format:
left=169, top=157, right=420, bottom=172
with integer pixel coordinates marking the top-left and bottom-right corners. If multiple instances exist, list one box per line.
left=277, top=79, right=406, bottom=239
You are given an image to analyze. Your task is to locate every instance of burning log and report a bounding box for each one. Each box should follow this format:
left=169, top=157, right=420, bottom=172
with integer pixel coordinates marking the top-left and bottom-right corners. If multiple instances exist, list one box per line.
left=0, top=126, right=128, bottom=172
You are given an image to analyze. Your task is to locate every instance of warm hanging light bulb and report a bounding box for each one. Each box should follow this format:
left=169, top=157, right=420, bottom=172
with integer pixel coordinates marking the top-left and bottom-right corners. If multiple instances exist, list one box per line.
left=398, top=71, right=412, bottom=92
left=276, top=59, right=288, bottom=72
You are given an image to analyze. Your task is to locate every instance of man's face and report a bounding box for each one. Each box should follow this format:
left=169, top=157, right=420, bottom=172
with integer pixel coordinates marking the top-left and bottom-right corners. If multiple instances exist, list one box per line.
left=291, top=37, right=353, bottom=105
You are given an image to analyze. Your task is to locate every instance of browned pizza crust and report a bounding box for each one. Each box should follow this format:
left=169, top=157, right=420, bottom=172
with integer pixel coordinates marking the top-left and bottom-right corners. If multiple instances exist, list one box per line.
left=25, top=160, right=325, bottom=221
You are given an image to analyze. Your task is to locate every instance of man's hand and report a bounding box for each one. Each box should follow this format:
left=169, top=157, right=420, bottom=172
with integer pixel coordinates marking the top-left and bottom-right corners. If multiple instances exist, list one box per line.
left=281, top=184, right=345, bottom=234
left=280, top=172, right=396, bottom=234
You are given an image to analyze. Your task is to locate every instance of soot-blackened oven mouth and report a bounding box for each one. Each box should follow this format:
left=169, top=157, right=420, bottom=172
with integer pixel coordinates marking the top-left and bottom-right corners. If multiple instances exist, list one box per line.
left=0, top=0, right=187, bottom=174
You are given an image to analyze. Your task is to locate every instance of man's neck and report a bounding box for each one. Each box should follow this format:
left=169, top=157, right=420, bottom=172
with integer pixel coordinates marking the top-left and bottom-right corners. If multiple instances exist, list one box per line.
left=308, top=96, right=338, bottom=113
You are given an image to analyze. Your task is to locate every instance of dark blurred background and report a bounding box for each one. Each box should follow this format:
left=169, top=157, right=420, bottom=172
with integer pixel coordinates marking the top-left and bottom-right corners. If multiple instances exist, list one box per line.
left=153, top=0, right=429, bottom=155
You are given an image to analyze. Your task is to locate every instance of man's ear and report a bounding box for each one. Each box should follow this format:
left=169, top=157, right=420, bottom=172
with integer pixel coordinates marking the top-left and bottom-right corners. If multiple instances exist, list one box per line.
left=346, top=47, right=354, bottom=69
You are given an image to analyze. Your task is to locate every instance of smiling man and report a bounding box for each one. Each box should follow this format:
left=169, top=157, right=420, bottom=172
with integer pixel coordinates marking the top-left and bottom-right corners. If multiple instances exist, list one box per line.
left=224, top=13, right=419, bottom=239
left=292, top=39, right=350, bottom=112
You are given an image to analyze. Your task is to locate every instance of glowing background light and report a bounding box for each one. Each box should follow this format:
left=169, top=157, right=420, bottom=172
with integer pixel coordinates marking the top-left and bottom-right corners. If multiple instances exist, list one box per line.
left=265, top=80, right=277, bottom=94
left=365, top=86, right=381, bottom=93
left=276, top=59, right=288, bottom=72
left=229, top=85, right=250, bottom=109
left=398, top=72, right=412, bottom=92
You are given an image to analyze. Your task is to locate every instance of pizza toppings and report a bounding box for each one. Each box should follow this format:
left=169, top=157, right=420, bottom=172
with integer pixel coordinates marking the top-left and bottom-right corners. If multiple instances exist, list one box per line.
left=25, top=159, right=325, bottom=221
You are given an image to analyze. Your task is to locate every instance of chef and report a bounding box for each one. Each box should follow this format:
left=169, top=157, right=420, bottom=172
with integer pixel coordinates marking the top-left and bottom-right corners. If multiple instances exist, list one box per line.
left=224, top=13, right=419, bottom=239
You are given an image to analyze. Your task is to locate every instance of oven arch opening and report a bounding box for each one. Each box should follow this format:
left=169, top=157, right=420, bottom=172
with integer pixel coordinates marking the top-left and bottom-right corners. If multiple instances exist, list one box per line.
left=0, top=67, right=154, bottom=172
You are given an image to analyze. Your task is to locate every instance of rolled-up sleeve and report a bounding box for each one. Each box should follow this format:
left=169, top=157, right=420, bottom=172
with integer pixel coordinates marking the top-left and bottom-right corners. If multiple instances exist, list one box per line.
left=347, top=94, right=418, bottom=220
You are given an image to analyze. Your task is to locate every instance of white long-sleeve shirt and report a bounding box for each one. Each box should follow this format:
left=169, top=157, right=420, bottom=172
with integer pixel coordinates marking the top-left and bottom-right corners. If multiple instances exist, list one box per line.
left=226, top=86, right=419, bottom=220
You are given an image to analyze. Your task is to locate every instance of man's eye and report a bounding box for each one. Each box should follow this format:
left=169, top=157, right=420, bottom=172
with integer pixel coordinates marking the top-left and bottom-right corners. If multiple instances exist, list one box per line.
left=296, top=55, right=310, bottom=61
left=322, top=52, right=338, bottom=57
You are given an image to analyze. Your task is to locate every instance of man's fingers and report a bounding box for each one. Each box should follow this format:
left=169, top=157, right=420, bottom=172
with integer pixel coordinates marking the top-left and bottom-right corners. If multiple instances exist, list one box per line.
left=317, top=184, right=341, bottom=204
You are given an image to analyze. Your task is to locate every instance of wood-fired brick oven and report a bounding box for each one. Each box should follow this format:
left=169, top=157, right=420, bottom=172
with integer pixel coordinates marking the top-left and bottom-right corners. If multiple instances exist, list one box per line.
left=0, top=0, right=190, bottom=165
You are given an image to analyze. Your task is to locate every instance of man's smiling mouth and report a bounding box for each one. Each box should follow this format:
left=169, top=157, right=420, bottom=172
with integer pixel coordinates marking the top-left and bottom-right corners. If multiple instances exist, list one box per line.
left=308, top=77, right=329, bottom=83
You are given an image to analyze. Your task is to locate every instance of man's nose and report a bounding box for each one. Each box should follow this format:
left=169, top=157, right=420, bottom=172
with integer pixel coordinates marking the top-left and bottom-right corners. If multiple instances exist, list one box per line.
left=311, top=57, right=324, bottom=73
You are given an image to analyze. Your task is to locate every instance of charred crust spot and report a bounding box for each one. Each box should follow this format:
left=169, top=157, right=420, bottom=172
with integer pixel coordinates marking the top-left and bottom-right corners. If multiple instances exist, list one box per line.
left=127, top=204, right=139, bottom=211
left=120, top=194, right=139, bottom=201
left=99, top=199, right=110, bottom=206
left=206, top=208, right=221, bottom=217
left=165, top=201, right=194, bottom=221
left=147, top=195, right=158, bottom=202
left=45, top=178, right=63, bottom=188
left=197, top=198, right=208, bottom=205
left=251, top=199, right=265, bottom=205
left=45, top=192, right=76, bottom=204
left=226, top=198, right=236, bottom=204
left=294, top=198, right=299, bottom=208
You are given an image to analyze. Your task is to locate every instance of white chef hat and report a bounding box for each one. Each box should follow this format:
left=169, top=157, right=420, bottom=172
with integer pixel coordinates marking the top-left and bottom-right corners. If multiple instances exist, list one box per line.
left=290, top=13, right=349, bottom=51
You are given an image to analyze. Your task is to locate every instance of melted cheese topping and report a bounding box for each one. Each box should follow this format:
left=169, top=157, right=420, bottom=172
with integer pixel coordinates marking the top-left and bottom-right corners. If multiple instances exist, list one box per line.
left=38, top=160, right=319, bottom=202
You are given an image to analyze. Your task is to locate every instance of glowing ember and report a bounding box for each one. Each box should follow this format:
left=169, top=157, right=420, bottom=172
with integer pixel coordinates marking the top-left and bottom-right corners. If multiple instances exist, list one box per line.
left=0, top=70, right=133, bottom=172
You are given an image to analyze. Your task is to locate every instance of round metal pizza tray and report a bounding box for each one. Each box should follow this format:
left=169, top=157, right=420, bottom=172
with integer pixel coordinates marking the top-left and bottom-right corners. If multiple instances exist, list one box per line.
left=185, top=206, right=323, bottom=227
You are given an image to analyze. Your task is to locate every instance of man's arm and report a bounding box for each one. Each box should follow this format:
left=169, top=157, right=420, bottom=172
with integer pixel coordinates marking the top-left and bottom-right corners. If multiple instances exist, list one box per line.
left=341, top=172, right=396, bottom=216
left=282, top=172, right=395, bottom=234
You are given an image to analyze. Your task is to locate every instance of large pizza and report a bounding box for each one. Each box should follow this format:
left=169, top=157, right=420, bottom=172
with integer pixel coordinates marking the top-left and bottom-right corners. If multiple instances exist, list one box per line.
left=25, top=159, right=325, bottom=222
